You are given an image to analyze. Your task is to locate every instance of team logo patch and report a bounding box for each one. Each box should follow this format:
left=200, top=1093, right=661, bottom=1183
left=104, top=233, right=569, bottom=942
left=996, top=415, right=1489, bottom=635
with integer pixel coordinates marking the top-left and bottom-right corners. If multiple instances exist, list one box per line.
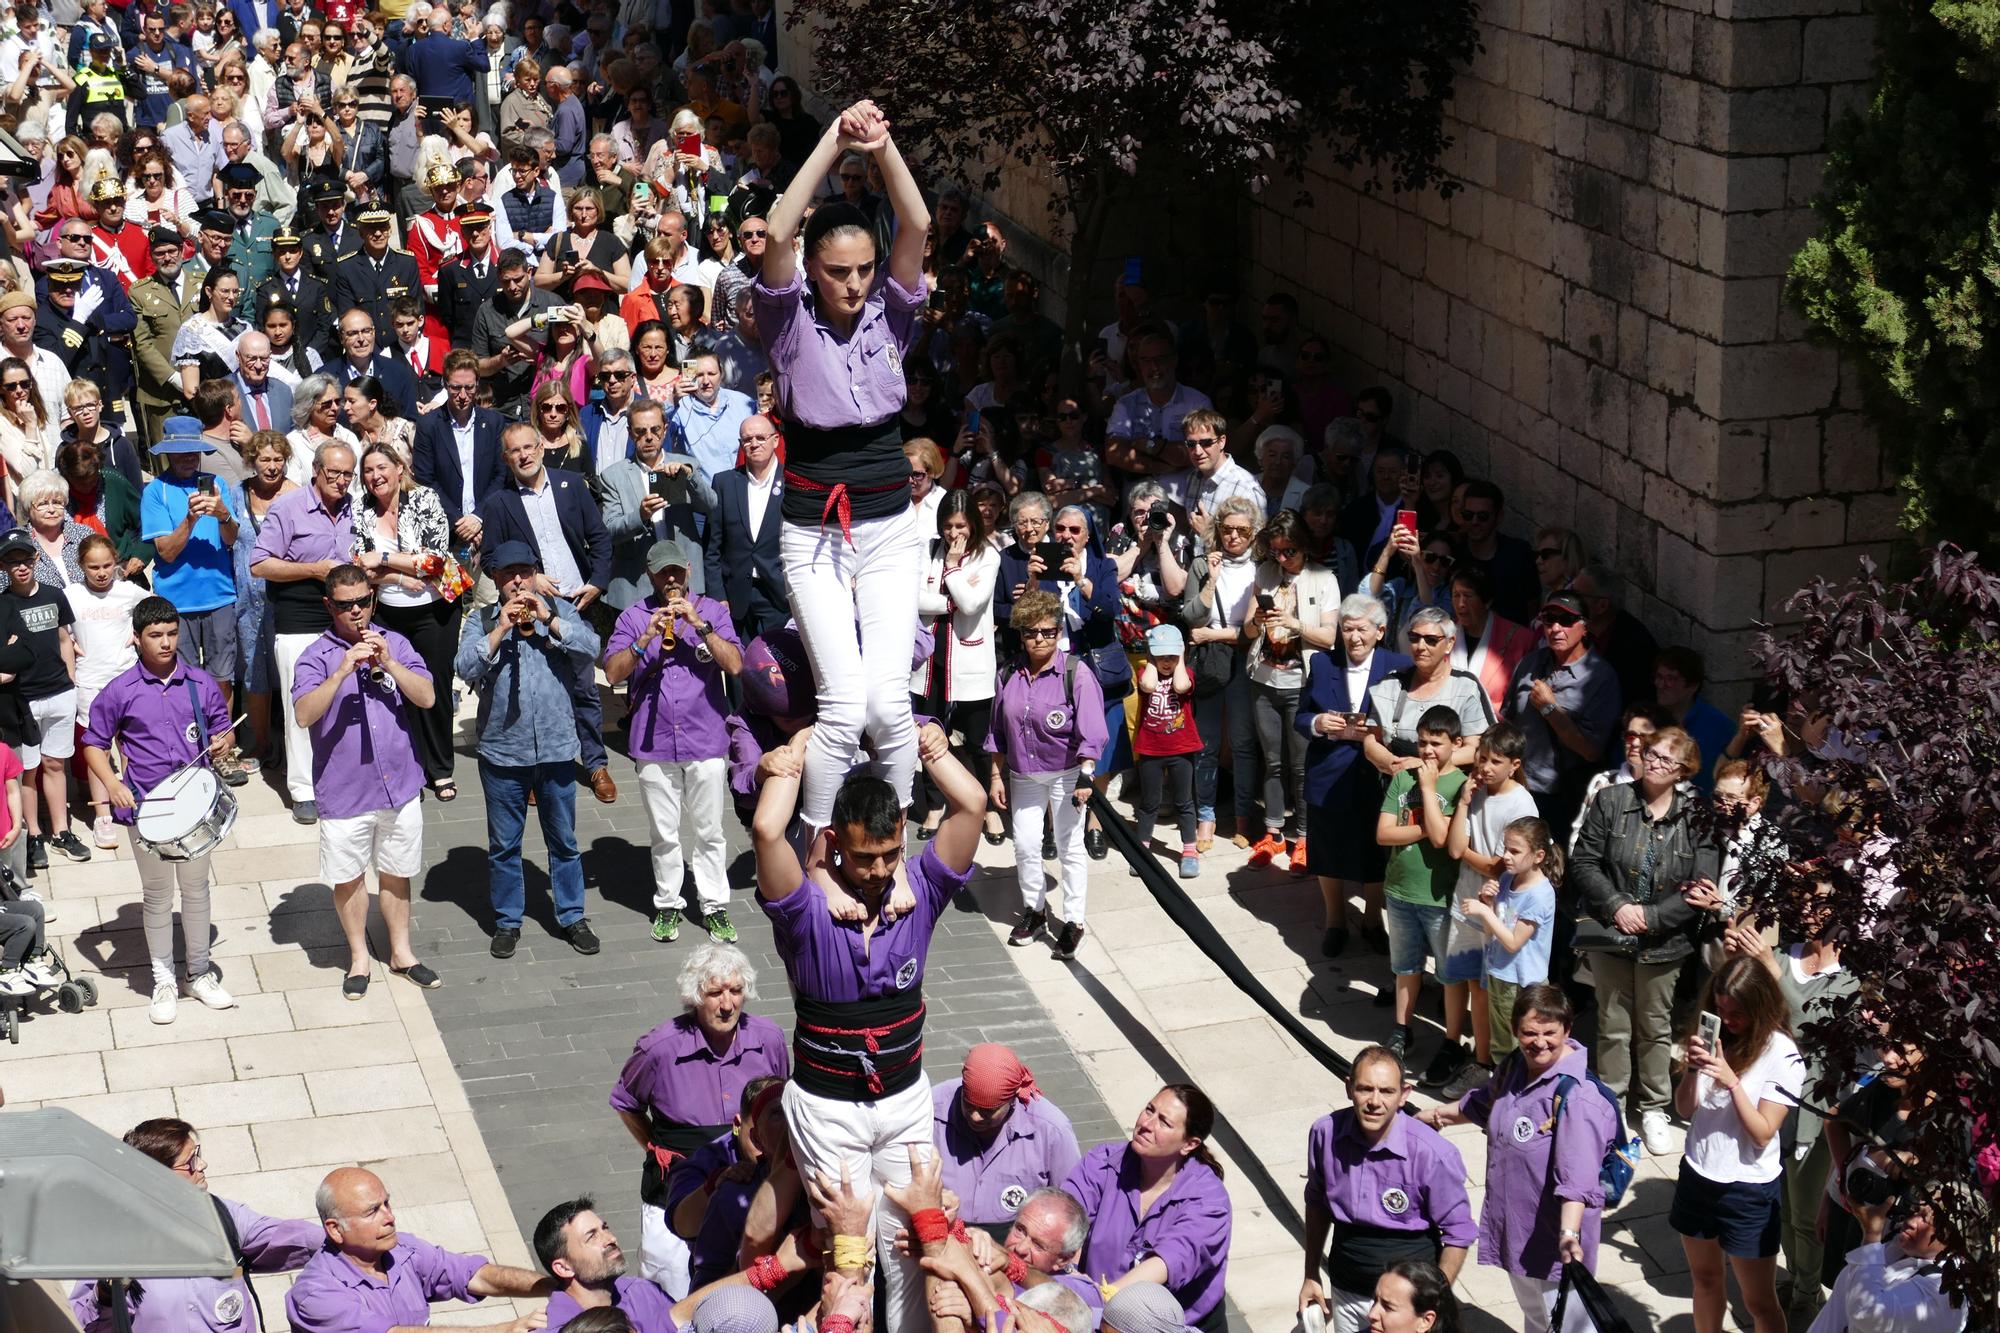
left=1512, top=1115, right=1536, bottom=1144
left=1000, top=1185, right=1027, bottom=1212
left=1044, top=708, right=1068, bottom=731
left=695, top=643, right=713, bottom=664
left=185, top=721, right=202, bottom=747
left=895, top=958, right=918, bottom=990
left=1379, top=1187, right=1409, bottom=1216
left=213, top=1289, right=244, bottom=1324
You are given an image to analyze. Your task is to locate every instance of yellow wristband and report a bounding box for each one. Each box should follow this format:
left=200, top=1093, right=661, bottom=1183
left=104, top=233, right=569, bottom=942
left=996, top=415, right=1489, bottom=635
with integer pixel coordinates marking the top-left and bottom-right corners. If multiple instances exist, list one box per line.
left=831, top=1234, right=873, bottom=1272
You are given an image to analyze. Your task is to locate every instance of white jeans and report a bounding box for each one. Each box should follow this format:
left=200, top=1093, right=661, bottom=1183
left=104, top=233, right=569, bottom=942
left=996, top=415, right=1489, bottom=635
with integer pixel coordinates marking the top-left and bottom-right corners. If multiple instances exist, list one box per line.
left=1510, top=1272, right=1599, bottom=1333
left=637, top=1201, right=692, bottom=1300
left=783, top=1074, right=931, bottom=1333
left=780, top=506, right=922, bottom=827
left=130, top=830, right=212, bottom=987
left=1328, top=1285, right=1374, bottom=1333
left=636, top=756, right=728, bottom=914
left=273, top=632, right=319, bottom=803
left=1009, top=767, right=1087, bottom=924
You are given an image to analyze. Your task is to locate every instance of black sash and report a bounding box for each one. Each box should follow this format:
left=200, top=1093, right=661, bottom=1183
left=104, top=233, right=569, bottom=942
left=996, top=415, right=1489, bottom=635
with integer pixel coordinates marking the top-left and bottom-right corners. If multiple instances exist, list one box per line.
left=640, top=1115, right=731, bottom=1206
left=792, top=989, right=925, bottom=1101
left=1325, top=1220, right=1439, bottom=1295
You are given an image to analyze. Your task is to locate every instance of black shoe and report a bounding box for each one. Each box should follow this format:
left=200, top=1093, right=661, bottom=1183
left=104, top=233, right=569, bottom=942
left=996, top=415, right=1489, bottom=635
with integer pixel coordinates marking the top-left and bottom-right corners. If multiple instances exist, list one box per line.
left=1319, top=925, right=1348, bottom=958
left=1008, top=908, right=1046, bottom=947
left=1042, top=826, right=1056, bottom=860
left=566, top=918, right=601, bottom=955
left=1387, top=1025, right=1411, bottom=1064
left=489, top=928, right=519, bottom=959
left=26, top=835, right=46, bottom=870
left=50, top=830, right=91, bottom=862
left=917, top=823, right=938, bottom=841
left=1051, top=921, right=1085, bottom=960
left=1419, top=1041, right=1470, bottom=1089
left=1362, top=922, right=1389, bottom=954
left=983, top=822, right=1006, bottom=846
left=1085, top=827, right=1106, bottom=860
left=1372, top=984, right=1396, bottom=1008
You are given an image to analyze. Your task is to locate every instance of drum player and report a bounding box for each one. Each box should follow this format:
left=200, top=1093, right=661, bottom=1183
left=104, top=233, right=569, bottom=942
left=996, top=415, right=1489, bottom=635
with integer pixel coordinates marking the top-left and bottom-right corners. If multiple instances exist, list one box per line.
left=81, top=596, right=242, bottom=1026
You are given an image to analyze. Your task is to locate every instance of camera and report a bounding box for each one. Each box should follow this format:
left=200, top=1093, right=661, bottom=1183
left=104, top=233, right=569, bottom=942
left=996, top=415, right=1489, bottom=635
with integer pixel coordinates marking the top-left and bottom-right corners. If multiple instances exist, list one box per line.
left=1145, top=501, right=1171, bottom=533
left=1845, top=1151, right=1904, bottom=1208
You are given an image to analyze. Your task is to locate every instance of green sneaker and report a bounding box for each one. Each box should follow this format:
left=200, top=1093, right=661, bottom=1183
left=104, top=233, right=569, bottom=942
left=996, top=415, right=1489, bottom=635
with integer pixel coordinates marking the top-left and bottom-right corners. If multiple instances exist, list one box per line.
left=651, top=908, right=682, bottom=942
left=701, top=910, right=738, bottom=944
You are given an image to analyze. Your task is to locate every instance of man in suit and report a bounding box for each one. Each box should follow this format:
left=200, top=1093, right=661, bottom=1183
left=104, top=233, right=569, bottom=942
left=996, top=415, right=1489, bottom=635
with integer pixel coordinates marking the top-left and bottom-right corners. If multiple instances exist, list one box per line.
left=703, top=410, right=785, bottom=645
left=253, top=229, right=335, bottom=358
left=131, top=226, right=200, bottom=444
left=231, top=331, right=293, bottom=436
left=332, top=206, right=420, bottom=340
left=229, top=0, right=281, bottom=51
left=434, top=209, right=500, bottom=348
left=328, top=308, right=419, bottom=421
left=479, top=422, right=616, bottom=804
left=412, top=350, right=504, bottom=553
left=299, top=180, right=357, bottom=288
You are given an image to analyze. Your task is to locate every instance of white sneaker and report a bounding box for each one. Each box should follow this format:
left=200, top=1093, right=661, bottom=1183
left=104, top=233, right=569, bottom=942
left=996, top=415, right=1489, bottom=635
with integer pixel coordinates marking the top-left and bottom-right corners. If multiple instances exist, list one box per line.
left=1640, top=1109, right=1680, bottom=1157
left=0, top=967, right=32, bottom=995
left=148, top=981, right=178, bottom=1024
left=186, top=971, right=235, bottom=1010
left=21, top=957, right=59, bottom=987
left=19, top=888, right=52, bottom=923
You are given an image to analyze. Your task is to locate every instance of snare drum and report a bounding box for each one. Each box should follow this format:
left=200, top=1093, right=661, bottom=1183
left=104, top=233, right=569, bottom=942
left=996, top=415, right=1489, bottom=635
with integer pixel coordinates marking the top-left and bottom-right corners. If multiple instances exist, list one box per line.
left=135, top=766, right=238, bottom=862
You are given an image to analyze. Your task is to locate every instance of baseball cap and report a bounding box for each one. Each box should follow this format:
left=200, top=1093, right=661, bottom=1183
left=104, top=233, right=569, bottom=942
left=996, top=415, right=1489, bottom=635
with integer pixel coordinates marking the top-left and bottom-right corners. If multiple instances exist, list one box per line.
left=0, top=528, right=33, bottom=560
left=487, top=539, right=539, bottom=572
left=1540, top=591, right=1586, bottom=620
left=644, top=539, right=691, bottom=574
left=1146, top=623, right=1184, bottom=657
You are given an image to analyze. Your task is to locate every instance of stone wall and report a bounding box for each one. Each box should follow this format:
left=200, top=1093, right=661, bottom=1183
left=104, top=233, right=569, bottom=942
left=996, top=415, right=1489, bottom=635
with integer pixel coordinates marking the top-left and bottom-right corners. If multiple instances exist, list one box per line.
left=1243, top=0, right=1893, bottom=691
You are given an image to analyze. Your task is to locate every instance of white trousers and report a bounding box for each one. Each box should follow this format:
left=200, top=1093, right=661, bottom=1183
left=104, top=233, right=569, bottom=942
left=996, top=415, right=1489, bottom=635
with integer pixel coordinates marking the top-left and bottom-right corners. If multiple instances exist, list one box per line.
left=783, top=1074, right=931, bottom=1333
left=1009, top=767, right=1087, bottom=924
left=273, top=632, right=319, bottom=803
left=636, top=757, right=729, bottom=914
left=130, top=830, right=212, bottom=987
left=780, top=506, right=922, bottom=827
left=637, top=1201, right=692, bottom=1300
left=1329, top=1286, right=1374, bottom=1333
left=1510, top=1272, right=1599, bottom=1333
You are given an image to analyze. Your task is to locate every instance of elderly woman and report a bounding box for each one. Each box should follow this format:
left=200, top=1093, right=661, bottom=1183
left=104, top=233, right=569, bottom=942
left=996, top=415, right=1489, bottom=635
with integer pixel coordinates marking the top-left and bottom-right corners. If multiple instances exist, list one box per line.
left=233, top=431, right=295, bottom=770
left=56, top=439, right=150, bottom=581
left=1419, top=985, right=1617, bottom=1333
left=1449, top=565, right=1539, bottom=715
left=1241, top=509, right=1341, bottom=871
left=69, top=1118, right=323, bottom=1333
left=1298, top=593, right=1410, bottom=957
left=1064, top=1084, right=1232, bottom=1331
left=351, top=439, right=460, bottom=801
left=1254, top=425, right=1302, bottom=510
left=598, top=399, right=715, bottom=611
left=1570, top=724, right=1717, bottom=1159
left=610, top=941, right=791, bottom=1299
left=1364, top=607, right=1492, bottom=776
left=284, top=373, right=357, bottom=487
left=1182, top=493, right=1264, bottom=850
left=536, top=187, right=630, bottom=297
left=19, top=470, right=91, bottom=588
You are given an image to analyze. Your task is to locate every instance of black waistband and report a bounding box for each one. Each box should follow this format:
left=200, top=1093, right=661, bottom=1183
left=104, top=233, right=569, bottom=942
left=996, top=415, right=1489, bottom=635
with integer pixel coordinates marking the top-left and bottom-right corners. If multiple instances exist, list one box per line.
left=791, top=990, right=926, bottom=1101
left=639, top=1116, right=732, bottom=1205
left=1325, top=1222, right=1439, bottom=1294
left=778, top=417, right=906, bottom=527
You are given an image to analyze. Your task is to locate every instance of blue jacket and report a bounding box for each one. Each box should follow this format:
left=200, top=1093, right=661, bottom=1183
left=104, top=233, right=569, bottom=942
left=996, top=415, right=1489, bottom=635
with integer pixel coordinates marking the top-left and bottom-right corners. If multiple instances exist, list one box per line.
left=404, top=34, right=488, bottom=104
left=477, top=466, right=613, bottom=591
left=330, top=352, right=417, bottom=422
left=228, top=0, right=282, bottom=43
left=231, top=373, right=292, bottom=436
left=411, top=406, right=506, bottom=528
left=1298, top=648, right=1412, bottom=802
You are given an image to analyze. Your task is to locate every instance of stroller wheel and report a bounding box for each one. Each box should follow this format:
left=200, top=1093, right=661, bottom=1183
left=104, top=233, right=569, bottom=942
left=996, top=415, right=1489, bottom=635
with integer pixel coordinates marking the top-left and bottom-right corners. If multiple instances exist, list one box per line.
left=57, top=982, right=84, bottom=1014
left=72, top=976, right=97, bottom=1006
left=4, top=1008, right=17, bottom=1043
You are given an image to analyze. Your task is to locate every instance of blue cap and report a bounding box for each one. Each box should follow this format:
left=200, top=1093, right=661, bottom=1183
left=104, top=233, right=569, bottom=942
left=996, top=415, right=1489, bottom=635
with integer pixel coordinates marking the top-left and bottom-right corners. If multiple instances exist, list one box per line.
left=487, top=540, right=539, bottom=572
left=149, top=416, right=215, bottom=454
left=1146, top=623, right=1184, bottom=657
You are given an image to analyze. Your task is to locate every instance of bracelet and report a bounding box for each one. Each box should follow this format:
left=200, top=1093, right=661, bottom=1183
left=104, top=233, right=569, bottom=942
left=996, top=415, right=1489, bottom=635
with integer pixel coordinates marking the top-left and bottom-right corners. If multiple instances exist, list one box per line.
left=1005, top=1253, right=1028, bottom=1285
left=829, top=1233, right=872, bottom=1271
left=819, top=1319, right=856, bottom=1333
left=744, top=1252, right=786, bottom=1292
left=909, top=1207, right=950, bottom=1246
left=1559, top=1228, right=1581, bottom=1240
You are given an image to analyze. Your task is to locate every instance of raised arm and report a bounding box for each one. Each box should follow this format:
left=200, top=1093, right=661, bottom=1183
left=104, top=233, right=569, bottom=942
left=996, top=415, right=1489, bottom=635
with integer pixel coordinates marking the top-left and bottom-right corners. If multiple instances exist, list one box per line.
left=868, top=114, right=929, bottom=292
left=761, top=104, right=865, bottom=290
left=923, top=720, right=988, bottom=874
left=750, top=737, right=807, bottom=901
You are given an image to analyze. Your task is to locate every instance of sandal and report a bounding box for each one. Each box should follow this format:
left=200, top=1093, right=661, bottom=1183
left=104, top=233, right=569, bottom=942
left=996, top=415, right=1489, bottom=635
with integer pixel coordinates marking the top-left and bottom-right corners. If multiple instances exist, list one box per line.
left=391, top=961, right=442, bottom=989
left=431, top=780, right=458, bottom=803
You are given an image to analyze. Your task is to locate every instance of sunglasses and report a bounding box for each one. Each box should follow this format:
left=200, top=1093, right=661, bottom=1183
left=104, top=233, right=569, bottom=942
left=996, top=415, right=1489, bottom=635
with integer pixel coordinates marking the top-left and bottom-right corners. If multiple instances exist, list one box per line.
left=1540, top=613, right=1582, bottom=629
left=2, top=380, right=31, bottom=391
left=738, top=228, right=768, bottom=240
left=1534, top=547, right=1564, bottom=560
left=140, top=172, right=164, bottom=181
left=1461, top=509, right=1496, bottom=523
left=1408, top=632, right=1447, bottom=647
left=1269, top=544, right=1301, bottom=558
left=1019, top=627, right=1059, bottom=641
left=1054, top=409, right=1083, bottom=421
left=598, top=370, right=633, bottom=382
left=1419, top=551, right=1453, bottom=566
left=1218, top=524, right=1253, bottom=537
left=329, top=592, right=374, bottom=612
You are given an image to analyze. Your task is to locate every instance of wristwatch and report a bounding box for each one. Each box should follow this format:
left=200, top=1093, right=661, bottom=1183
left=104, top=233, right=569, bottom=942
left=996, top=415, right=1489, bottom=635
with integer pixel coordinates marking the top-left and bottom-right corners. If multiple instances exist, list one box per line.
left=692, top=619, right=713, bottom=637
left=1538, top=701, right=1557, bottom=717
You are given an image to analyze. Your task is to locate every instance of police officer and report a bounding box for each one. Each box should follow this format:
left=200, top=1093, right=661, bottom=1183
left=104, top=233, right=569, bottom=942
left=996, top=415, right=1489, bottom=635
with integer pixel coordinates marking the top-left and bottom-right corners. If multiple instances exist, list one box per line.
left=298, top=179, right=356, bottom=289
left=132, top=226, right=200, bottom=440
left=71, top=32, right=127, bottom=134
left=219, top=162, right=279, bottom=322
left=432, top=206, right=498, bottom=350
left=331, top=205, right=419, bottom=340
left=253, top=229, right=335, bottom=360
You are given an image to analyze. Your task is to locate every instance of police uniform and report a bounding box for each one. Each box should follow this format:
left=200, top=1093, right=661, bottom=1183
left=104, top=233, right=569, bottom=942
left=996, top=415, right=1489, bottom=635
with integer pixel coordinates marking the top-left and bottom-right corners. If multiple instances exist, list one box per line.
left=253, top=254, right=336, bottom=358
left=72, top=36, right=127, bottom=132
left=299, top=181, right=358, bottom=288
left=219, top=162, right=280, bottom=322
left=132, top=226, right=203, bottom=441
left=331, top=206, right=421, bottom=335
left=432, top=209, right=499, bottom=349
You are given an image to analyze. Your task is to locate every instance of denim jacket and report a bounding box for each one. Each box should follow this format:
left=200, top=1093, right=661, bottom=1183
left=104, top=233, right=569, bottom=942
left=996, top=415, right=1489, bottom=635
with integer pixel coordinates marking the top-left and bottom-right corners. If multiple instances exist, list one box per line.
left=454, top=595, right=600, bottom=766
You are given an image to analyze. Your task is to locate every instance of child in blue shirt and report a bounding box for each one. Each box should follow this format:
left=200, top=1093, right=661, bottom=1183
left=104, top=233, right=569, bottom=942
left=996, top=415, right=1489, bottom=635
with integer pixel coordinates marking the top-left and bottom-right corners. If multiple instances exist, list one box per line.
left=1462, top=814, right=1560, bottom=1060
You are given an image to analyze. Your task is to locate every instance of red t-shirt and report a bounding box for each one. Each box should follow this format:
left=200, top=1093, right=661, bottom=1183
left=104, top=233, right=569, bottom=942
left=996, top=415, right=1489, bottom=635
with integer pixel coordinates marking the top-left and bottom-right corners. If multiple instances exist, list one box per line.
left=0, top=743, right=22, bottom=844
left=1134, top=678, right=1201, bottom=757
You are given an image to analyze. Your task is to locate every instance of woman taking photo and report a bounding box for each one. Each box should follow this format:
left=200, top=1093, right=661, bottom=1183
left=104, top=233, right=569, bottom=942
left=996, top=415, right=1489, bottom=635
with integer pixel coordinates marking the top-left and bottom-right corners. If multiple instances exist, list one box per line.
left=352, top=440, right=461, bottom=802
left=912, top=489, right=998, bottom=840
left=507, top=303, right=597, bottom=407
left=280, top=93, right=345, bottom=187
left=171, top=265, right=245, bottom=398
left=755, top=97, right=931, bottom=831
left=1064, top=1084, right=1233, bottom=1332
left=125, top=146, right=196, bottom=237
left=537, top=187, right=630, bottom=298
left=1368, top=525, right=1455, bottom=650
left=1241, top=508, right=1340, bottom=871
left=1419, top=985, right=1617, bottom=1333
left=233, top=430, right=294, bottom=771
left=1570, top=725, right=1718, bottom=1159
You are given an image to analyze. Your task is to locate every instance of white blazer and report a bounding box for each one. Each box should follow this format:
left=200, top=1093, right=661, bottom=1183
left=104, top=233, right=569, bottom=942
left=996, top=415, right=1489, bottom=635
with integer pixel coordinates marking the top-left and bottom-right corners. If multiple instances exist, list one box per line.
left=913, top=541, right=998, bottom=703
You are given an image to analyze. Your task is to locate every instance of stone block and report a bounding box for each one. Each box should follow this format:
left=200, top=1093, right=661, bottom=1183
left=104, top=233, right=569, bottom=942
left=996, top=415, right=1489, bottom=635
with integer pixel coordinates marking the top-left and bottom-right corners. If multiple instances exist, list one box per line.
left=1668, top=408, right=1721, bottom=495
left=1656, top=195, right=1699, bottom=265
left=1726, top=155, right=1791, bottom=212
left=1788, top=152, right=1830, bottom=206
left=1720, top=276, right=1783, bottom=345
left=1694, top=340, right=1727, bottom=418
left=1411, top=283, right=1450, bottom=356
left=1658, top=73, right=1700, bottom=147
left=1630, top=251, right=1671, bottom=318
left=1648, top=321, right=1699, bottom=397
left=1586, top=365, right=1631, bottom=447
left=1724, top=206, right=1822, bottom=277
left=1542, top=40, right=1576, bottom=107
left=1726, top=86, right=1829, bottom=155
left=1449, top=297, right=1485, bottom=371
left=1763, top=545, right=1841, bottom=622
left=1379, top=267, right=1414, bottom=343
left=1767, top=416, right=1823, bottom=497
left=1601, top=450, right=1647, bottom=510
left=1714, top=418, right=1771, bottom=500
left=1772, top=495, right=1848, bottom=547
left=1481, top=311, right=1515, bottom=388
left=1644, top=472, right=1700, bottom=535
left=1483, top=192, right=1520, bottom=256
left=1846, top=490, right=1905, bottom=543
left=1802, top=15, right=1878, bottom=84
left=1674, top=148, right=1727, bottom=211
left=1566, top=288, right=1619, bottom=363
left=1719, top=342, right=1840, bottom=418
left=1572, top=49, right=1606, bottom=116
left=1822, top=412, right=1882, bottom=491
left=1560, top=428, right=1606, bottom=489
left=1524, top=270, right=1567, bottom=339
left=1696, top=82, right=1734, bottom=154
left=1729, top=19, right=1805, bottom=86
left=1618, top=307, right=1651, bottom=380
left=1450, top=189, right=1483, bottom=242
left=1552, top=220, right=1594, bottom=286
left=1669, top=263, right=1726, bottom=340
left=1630, top=385, right=1671, bottom=473
left=1550, top=344, right=1589, bottom=425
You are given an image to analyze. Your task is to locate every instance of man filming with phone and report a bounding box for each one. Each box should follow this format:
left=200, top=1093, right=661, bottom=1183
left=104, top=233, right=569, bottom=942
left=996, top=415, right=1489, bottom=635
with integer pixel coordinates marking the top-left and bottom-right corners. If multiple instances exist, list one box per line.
left=599, top=398, right=714, bottom=612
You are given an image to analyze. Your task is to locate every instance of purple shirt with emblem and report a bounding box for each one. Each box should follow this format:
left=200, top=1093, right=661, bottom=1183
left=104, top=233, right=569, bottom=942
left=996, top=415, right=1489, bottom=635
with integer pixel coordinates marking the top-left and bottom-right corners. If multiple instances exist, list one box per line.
left=542, top=1277, right=678, bottom=1333
left=608, top=1012, right=790, bottom=1129
left=251, top=486, right=357, bottom=566
left=1063, top=1143, right=1232, bottom=1325
left=71, top=1200, right=322, bottom=1333
left=932, top=1077, right=1085, bottom=1226
left=1303, top=1109, right=1477, bottom=1246
left=606, top=594, right=740, bottom=764
left=283, top=1234, right=488, bottom=1333
left=751, top=267, right=927, bottom=430
left=82, top=661, right=233, bottom=825
left=985, top=653, right=1109, bottom=776
left=1456, top=1039, right=1616, bottom=1280
left=290, top=627, right=430, bottom=820
left=761, top=843, right=970, bottom=1002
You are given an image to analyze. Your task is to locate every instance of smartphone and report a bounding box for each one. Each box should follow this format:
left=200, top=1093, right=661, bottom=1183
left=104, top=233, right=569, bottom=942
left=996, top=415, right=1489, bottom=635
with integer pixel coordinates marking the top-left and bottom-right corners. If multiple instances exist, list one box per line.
left=1033, top=540, right=1069, bottom=572
left=677, top=132, right=703, bottom=157
left=1121, top=256, right=1143, bottom=287
left=1698, top=1010, right=1723, bottom=1052
left=1256, top=591, right=1276, bottom=612
left=196, top=473, right=217, bottom=496
left=966, top=407, right=981, bottom=436
left=1395, top=509, right=1419, bottom=537
left=651, top=470, right=690, bottom=506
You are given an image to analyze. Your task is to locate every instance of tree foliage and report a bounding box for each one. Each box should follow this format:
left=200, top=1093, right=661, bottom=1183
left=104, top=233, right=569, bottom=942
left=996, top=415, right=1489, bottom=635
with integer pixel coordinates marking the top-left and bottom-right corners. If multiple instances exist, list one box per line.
left=1788, top=1, right=2000, bottom=547
left=1735, top=545, right=2000, bottom=1305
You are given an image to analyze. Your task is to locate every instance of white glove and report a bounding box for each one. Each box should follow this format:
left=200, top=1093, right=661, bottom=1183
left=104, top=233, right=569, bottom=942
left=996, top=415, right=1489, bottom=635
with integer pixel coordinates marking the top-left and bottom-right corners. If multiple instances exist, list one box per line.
left=72, top=280, right=104, bottom=324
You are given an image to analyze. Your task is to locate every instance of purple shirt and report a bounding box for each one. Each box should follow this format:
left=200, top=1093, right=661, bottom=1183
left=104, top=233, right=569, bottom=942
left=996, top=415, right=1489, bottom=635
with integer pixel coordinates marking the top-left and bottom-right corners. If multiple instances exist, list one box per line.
left=608, top=1012, right=790, bottom=1130
left=290, top=628, right=430, bottom=820
left=1457, top=1040, right=1616, bottom=1280
left=1303, top=1109, right=1477, bottom=1247
left=751, top=267, right=926, bottom=429
left=284, top=1235, right=488, bottom=1333
left=82, top=661, right=232, bottom=825
left=606, top=594, right=739, bottom=764
left=985, top=653, right=1109, bottom=776
left=726, top=712, right=784, bottom=814
left=543, top=1278, right=678, bottom=1333
left=71, top=1201, right=322, bottom=1333
left=664, top=1131, right=741, bottom=1217
left=1063, top=1143, right=1231, bottom=1324
left=250, top=486, right=357, bottom=566
left=932, top=1077, right=1085, bottom=1226
left=761, top=843, right=970, bottom=1003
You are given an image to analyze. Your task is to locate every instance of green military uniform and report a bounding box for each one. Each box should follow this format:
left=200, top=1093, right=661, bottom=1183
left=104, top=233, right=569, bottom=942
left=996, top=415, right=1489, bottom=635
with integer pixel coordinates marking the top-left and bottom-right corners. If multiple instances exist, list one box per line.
left=131, top=258, right=201, bottom=448
left=225, top=212, right=281, bottom=321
